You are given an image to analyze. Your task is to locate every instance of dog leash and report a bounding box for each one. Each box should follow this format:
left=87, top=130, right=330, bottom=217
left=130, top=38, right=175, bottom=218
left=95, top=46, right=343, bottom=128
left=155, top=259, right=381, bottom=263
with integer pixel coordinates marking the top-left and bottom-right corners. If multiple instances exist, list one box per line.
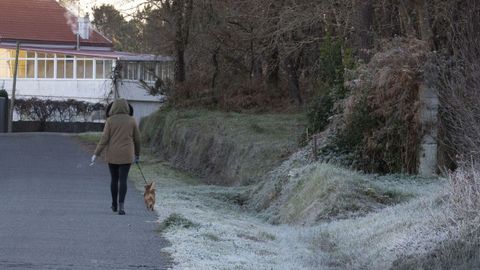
left=135, top=162, right=149, bottom=185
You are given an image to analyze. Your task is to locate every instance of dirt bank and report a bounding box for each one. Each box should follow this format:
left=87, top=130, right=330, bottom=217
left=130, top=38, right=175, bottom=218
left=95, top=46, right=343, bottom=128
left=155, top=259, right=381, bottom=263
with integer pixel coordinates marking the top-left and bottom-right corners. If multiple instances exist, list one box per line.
left=140, top=108, right=304, bottom=185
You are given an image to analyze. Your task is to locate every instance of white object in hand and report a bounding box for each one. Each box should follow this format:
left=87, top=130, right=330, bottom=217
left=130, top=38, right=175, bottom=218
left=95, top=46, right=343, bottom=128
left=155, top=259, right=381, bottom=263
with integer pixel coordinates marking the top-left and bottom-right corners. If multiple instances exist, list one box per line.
left=90, top=155, right=96, bottom=166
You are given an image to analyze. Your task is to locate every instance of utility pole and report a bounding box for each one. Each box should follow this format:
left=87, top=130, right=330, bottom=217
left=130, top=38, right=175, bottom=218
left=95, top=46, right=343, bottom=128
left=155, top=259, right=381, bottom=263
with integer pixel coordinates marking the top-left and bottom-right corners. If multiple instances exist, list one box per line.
left=76, top=1, right=80, bottom=50
left=8, top=41, right=20, bottom=133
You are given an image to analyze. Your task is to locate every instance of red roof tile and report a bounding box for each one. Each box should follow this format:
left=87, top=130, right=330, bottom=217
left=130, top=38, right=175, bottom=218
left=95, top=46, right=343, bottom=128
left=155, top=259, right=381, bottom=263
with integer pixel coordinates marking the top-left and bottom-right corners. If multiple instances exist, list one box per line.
left=0, top=0, right=112, bottom=47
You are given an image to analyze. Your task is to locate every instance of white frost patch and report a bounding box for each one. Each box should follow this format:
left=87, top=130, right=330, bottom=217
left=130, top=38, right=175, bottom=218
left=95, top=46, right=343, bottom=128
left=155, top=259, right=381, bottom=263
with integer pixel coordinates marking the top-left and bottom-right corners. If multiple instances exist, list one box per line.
left=155, top=186, right=318, bottom=269
left=131, top=162, right=447, bottom=270
left=315, top=190, right=449, bottom=269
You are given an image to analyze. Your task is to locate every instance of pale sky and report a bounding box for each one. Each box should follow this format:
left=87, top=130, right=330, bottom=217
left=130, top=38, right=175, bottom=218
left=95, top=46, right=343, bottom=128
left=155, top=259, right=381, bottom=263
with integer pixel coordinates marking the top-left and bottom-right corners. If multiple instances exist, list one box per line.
left=77, top=0, right=145, bottom=16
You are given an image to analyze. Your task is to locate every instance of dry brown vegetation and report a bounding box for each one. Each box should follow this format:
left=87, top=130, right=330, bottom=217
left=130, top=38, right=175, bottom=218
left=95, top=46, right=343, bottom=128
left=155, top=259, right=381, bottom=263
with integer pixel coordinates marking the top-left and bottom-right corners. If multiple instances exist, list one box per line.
left=334, top=38, right=429, bottom=173
left=91, top=0, right=467, bottom=112
left=101, top=0, right=480, bottom=173
left=95, top=0, right=478, bottom=173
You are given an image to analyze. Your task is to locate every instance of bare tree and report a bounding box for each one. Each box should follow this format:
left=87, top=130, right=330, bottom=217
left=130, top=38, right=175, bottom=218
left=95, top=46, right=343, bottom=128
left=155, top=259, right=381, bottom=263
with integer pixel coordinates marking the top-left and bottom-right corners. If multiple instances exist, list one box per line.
left=432, top=1, right=480, bottom=165
left=167, top=0, right=194, bottom=83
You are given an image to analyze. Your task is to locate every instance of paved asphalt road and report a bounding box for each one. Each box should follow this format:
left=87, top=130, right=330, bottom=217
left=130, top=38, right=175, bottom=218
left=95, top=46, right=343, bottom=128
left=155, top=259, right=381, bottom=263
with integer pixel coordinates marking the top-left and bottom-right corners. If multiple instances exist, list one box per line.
left=0, top=133, right=171, bottom=270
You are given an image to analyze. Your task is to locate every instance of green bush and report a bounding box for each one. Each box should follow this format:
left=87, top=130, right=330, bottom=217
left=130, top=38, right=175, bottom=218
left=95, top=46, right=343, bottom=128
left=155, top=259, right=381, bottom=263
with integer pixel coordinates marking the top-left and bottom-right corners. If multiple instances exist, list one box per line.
left=307, top=37, right=350, bottom=135
left=318, top=36, right=345, bottom=85
left=335, top=96, right=377, bottom=150
left=307, top=93, right=333, bottom=133
left=0, top=89, right=8, bottom=99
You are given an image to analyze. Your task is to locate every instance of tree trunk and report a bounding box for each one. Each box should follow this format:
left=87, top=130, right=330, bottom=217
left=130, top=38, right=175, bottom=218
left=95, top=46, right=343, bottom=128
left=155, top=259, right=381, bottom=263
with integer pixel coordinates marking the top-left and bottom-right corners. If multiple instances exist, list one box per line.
left=356, top=0, right=374, bottom=62
left=415, top=0, right=434, bottom=48
left=173, top=0, right=185, bottom=82
left=211, top=48, right=219, bottom=90
left=250, top=39, right=262, bottom=80
left=172, top=0, right=193, bottom=83
left=266, top=48, right=279, bottom=90
left=398, top=0, right=416, bottom=37
left=285, top=56, right=303, bottom=105
left=175, top=46, right=186, bottom=82
left=253, top=57, right=263, bottom=80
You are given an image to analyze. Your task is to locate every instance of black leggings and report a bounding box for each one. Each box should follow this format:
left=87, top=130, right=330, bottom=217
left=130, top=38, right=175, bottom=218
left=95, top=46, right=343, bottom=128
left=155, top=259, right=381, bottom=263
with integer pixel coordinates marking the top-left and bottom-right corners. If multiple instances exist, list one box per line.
left=108, top=163, right=131, bottom=205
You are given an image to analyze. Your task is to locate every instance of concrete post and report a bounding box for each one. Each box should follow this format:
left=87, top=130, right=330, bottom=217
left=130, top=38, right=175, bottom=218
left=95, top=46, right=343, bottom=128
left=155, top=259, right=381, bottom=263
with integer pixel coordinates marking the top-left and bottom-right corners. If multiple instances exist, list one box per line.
left=418, top=83, right=439, bottom=176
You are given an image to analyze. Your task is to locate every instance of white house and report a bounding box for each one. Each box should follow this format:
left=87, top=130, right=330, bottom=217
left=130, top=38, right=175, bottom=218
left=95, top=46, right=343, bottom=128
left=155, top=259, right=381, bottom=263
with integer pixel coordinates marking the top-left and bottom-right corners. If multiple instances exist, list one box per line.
left=0, top=0, right=173, bottom=123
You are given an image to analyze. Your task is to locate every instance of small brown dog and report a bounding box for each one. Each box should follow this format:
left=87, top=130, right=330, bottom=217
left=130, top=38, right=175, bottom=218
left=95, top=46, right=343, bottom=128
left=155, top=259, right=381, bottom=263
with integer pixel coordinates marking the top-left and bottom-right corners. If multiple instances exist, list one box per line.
left=144, top=182, right=156, bottom=211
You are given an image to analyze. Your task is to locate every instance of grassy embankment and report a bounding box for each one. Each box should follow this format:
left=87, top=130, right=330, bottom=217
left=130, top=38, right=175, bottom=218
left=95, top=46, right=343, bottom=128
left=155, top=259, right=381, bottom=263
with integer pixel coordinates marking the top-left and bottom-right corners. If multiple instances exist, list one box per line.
left=140, top=107, right=305, bottom=185
left=76, top=110, right=468, bottom=269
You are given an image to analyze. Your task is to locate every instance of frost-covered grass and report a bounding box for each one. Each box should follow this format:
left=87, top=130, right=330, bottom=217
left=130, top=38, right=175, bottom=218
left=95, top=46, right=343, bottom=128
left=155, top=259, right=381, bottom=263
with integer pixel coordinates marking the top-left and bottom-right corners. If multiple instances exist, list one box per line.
left=276, top=164, right=412, bottom=224
left=130, top=159, right=318, bottom=269
left=77, top=131, right=452, bottom=269
left=308, top=180, right=447, bottom=269
left=130, top=156, right=449, bottom=270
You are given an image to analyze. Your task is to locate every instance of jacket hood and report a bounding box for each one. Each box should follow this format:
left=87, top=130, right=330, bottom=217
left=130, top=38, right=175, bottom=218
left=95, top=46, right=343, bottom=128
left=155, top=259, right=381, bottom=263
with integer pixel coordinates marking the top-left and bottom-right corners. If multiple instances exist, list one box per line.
left=109, top=99, right=130, bottom=116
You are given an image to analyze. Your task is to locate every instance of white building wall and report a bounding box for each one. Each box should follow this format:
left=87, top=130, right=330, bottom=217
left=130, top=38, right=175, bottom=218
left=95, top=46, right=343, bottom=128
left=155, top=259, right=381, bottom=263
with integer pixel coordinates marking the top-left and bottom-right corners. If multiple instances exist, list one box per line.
left=118, top=81, right=165, bottom=123
left=1, top=78, right=165, bottom=122
left=129, top=101, right=163, bottom=123
left=1, top=79, right=110, bottom=102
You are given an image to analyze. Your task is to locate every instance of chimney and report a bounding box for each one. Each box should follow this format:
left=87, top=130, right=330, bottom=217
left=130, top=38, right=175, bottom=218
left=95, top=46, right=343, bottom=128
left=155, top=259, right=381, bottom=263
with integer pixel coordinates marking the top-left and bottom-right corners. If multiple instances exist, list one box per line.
left=78, top=15, right=90, bottom=40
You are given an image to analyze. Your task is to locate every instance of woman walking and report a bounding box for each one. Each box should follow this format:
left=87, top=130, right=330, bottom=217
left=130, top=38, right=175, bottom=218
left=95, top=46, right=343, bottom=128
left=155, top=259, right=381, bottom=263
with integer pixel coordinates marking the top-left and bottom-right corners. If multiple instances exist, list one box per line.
left=91, top=98, right=141, bottom=215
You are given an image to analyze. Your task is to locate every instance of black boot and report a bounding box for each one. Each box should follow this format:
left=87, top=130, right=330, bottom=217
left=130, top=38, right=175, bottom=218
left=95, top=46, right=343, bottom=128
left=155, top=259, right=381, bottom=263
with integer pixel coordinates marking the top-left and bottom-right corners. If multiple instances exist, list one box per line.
left=111, top=203, right=117, bottom=212
left=118, top=203, right=125, bottom=215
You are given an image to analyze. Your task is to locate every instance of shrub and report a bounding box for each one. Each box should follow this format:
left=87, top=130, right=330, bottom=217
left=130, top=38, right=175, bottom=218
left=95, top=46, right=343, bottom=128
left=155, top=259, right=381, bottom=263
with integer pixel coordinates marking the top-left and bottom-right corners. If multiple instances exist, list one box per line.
left=392, top=163, right=480, bottom=269
left=307, top=93, right=333, bottom=133
left=317, top=36, right=345, bottom=86
left=444, top=164, right=480, bottom=232
left=0, top=89, right=7, bottom=99
left=306, top=37, right=349, bottom=134
left=14, top=98, right=105, bottom=124
left=335, top=95, right=376, bottom=150
left=326, top=38, right=427, bottom=174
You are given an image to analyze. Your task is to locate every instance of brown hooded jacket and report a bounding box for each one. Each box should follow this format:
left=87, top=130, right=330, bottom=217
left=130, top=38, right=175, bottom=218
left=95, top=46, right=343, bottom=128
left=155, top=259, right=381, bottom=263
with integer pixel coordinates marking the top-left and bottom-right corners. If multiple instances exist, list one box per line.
left=94, top=99, right=141, bottom=164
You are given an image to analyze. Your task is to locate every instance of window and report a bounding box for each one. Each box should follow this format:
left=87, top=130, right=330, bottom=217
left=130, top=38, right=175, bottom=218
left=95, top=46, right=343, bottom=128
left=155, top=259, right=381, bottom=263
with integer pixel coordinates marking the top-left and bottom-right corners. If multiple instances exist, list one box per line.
left=46, top=60, right=54, bottom=78
left=17, top=60, right=26, bottom=78
left=123, top=62, right=140, bottom=80
left=95, top=59, right=112, bottom=79
left=38, top=60, right=45, bottom=78
left=76, top=58, right=94, bottom=79
left=0, top=49, right=10, bottom=79
left=156, top=62, right=163, bottom=80
left=138, top=64, right=144, bottom=81
left=26, top=60, right=35, bottom=78
left=143, top=62, right=156, bottom=82
left=95, top=59, right=113, bottom=79
left=77, top=59, right=85, bottom=79
left=0, top=50, right=35, bottom=79
left=37, top=53, right=54, bottom=79
left=85, top=60, right=93, bottom=79
left=66, top=56, right=74, bottom=79
left=57, top=55, right=74, bottom=79
left=105, top=60, right=112, bottom=78
left=95, top=60, right=104, bottom=79
left=0, top=49, right=120, bottom=81
left=0, top=60, right=11, bottom=78
left=127, top=62, right=138, bottom=80
left=57, top=55, right=65, bottom=78
left=117, top=60, right=174, bottom=82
